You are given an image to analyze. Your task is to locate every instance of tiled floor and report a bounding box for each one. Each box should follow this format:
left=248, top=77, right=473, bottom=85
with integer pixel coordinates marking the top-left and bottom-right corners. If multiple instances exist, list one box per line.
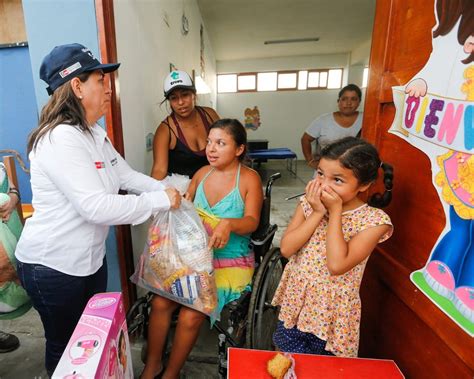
left=0, top=161, right=313, bottom=379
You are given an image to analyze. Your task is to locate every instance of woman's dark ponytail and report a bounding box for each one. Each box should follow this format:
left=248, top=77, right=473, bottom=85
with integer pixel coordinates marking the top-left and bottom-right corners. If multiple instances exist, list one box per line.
left=368, top=162, right=393, bottom=208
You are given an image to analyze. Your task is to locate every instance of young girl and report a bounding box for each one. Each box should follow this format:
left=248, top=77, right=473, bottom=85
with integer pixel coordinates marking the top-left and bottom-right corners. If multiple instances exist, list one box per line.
left=141, top=119, right=263, bottom=379
left=272, top=136, right=393, bottom=358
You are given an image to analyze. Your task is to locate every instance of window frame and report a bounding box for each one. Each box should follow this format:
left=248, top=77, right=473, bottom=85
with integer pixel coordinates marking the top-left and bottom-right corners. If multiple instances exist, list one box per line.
left=327, top=68, right=344, bottom=89
left=237, top=72, right=257, bottom=92
left=277, top=70, right=298, bottom=91
left=307, top=69, right=328, bottom=89
left=217, top=67, right=344, bottom=93
left=256, top=71, right=278, bottom=92
left=217, top=73, right=238, bottom=93
left=362, top=66, right=369, bottom=88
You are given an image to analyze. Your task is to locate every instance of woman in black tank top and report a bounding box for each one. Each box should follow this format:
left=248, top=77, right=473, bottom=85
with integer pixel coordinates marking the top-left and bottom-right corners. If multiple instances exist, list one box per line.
left=144, top=72, right=221, bottom=378
left=151, top=70, right=220, bottom=180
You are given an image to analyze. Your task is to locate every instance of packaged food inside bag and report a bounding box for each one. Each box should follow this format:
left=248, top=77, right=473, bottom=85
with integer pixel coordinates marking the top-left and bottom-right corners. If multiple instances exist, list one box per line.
left=131, top=186, right=218, bottom=316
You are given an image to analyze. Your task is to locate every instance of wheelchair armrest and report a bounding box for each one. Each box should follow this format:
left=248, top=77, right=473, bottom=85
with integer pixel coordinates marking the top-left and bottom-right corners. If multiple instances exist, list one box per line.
left=250, top=224, right=278, bottom=246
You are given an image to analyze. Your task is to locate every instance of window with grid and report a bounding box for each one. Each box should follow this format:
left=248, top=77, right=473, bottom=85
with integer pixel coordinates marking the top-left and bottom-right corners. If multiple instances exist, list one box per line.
left=217, top=68, right=343, bottom=93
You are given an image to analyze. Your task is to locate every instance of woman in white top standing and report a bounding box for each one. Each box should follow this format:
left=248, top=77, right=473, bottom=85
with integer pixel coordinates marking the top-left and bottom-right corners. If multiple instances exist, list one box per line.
left=301, top=84, right=363, bottom=169
left=15, top=43, right=181, bottom=377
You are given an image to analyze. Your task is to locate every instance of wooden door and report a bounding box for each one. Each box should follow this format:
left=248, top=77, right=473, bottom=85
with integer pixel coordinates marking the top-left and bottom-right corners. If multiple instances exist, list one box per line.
left=95, top=0, right=136, bottom=310
left=359, top=0, right=474, bottom=378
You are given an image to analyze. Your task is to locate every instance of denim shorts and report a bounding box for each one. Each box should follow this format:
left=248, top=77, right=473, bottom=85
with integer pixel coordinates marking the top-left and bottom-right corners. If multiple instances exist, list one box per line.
left=273, top=320, right=334, bottom=355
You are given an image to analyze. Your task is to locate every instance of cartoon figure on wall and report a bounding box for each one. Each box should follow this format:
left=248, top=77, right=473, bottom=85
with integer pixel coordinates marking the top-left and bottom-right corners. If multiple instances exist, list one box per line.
left=244, top=106, right=261, bottom=130
left=389, top=0, right=473, bottom=335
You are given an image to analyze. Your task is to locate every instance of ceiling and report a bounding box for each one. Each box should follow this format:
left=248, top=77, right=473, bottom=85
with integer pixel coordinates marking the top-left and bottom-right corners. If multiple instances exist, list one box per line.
left=196, top=0, right=376, bottom=61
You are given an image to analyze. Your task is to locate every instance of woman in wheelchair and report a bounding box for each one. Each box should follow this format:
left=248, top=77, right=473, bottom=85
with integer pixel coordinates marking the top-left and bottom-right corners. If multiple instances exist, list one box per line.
left=140, top=119, right=263, bottom=379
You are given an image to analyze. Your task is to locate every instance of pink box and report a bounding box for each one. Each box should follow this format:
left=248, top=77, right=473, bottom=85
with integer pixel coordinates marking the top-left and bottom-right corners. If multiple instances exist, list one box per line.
left=53, top=292, right=133, bottom=379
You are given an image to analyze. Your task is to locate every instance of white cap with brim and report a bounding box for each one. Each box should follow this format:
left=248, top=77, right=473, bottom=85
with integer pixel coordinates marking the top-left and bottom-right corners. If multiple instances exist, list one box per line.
left=163, top=70, right=195, bottom=98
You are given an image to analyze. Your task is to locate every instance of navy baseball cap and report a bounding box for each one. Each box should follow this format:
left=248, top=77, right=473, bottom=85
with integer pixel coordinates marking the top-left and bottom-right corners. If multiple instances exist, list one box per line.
left=40, top=43, right=120, bottom=95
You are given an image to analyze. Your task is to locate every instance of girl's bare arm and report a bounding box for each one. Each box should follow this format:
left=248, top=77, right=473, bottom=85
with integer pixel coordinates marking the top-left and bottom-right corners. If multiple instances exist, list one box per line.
left=280, top=204, right=325, bottom=258
left=325, top=211, right=390, bottom=275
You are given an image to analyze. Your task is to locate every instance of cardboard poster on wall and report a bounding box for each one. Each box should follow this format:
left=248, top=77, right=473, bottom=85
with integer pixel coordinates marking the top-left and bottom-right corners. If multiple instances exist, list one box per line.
left=389, top=0, right=473, bottom=336
left=244, top=106, right=261, bottom=130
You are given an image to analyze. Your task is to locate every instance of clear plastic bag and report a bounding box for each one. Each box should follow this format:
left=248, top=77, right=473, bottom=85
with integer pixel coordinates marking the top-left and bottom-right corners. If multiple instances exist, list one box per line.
left=131, top=198, right=218, bottom=317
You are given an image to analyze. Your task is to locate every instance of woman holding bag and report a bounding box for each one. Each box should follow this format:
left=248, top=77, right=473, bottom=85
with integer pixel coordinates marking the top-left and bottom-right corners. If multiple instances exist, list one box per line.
left=15, top=43, right=181, bottom=376
left=141, top=119, right=263, bottom=379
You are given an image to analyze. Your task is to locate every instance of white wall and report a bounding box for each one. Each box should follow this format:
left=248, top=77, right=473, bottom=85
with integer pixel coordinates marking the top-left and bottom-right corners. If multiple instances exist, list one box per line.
left=350, top=38, right=372, bottom=65
left=114, top=0, right=216, bottom=260
left=216, top=54, right=367, bottom=159
left=348, top=38, right=372, bottom=86
left=114, top=0, right=216, bottom=172
left=218, top=89, right=342, bottom=157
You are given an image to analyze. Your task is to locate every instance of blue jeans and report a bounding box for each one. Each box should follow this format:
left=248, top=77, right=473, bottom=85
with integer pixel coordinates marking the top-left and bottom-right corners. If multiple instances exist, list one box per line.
left=17, top=259, right=107, bottom=377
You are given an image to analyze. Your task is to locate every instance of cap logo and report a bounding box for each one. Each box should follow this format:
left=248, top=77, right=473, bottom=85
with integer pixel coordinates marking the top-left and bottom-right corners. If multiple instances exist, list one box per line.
left=170, top=79, right=183, bottom=85
left=81, top=47, right=95, bottom=59
left=59, top=62, right=82, bottom=78
left=170, top=71, right=180, bottom=80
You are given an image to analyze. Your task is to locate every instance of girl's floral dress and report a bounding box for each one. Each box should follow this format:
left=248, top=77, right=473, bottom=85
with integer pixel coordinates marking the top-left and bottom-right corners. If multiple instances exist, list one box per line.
left=272, top=197, right=393, bottom=357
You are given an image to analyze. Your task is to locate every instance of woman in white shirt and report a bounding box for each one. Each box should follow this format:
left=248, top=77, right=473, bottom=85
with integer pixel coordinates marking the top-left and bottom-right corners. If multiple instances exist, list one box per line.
left=301, top=84, right=363, bottom=169
left=14, top=43, right=180, bottom=376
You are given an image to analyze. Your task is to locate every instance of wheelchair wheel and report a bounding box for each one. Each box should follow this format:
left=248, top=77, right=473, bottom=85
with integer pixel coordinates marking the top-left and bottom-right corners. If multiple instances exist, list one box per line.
left=126, top=293, right=177, bottom=364
left=126, top=295, right=150, bottom=340
left=246, top=247, right=285, bottom=349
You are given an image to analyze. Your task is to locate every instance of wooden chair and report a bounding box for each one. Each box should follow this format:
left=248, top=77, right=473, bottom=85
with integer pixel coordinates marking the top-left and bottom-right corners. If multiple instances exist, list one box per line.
left=2, top=155, right=30, bottom=223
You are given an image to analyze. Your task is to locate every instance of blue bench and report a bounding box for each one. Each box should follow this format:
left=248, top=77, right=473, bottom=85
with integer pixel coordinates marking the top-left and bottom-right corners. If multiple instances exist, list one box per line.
left=247, top=148, right=297, bottom=177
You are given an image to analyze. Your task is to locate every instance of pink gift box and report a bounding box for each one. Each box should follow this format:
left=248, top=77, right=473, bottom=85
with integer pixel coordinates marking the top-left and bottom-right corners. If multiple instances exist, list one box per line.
left=53, top=292, right=133, bottom=379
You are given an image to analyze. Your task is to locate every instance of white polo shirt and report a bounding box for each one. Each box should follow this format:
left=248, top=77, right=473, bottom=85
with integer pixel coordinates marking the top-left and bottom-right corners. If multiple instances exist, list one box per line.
left=15, top=124, right=170, bottom=276
left=305, top=112, right=363, bottom=150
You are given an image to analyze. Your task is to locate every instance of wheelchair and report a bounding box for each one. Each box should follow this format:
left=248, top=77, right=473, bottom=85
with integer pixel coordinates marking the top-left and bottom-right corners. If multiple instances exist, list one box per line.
left=126, top=172, right=287, bottom=377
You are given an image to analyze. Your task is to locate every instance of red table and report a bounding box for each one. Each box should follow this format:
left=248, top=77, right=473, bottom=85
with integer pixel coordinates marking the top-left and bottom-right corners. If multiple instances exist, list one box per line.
left=227, top=348, right=404, bottom=379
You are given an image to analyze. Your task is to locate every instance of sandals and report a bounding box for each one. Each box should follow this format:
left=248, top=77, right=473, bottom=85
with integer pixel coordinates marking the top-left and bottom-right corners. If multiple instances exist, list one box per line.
left=139, top=364, right=165, bottom=379
left=154, top=365, right=165, bottom=379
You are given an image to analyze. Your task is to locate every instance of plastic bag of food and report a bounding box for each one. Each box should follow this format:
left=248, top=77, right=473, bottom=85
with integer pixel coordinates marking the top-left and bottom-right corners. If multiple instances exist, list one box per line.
left=131, top=180, right=217, bottom=316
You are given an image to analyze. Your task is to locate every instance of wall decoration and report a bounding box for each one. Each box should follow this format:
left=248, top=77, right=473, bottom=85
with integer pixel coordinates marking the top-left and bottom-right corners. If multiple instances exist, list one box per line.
left=145, top=133, right=154, bottom=152
left=389, top=0, right=474, bottom=336
left=244, top=106, right=261, bottom=130
left=169, top=63, right=177, bottom=73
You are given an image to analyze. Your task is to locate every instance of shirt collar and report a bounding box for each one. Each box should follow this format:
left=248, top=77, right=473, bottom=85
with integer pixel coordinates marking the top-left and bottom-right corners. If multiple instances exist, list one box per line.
left=90, top=124, right=108, bottom=146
